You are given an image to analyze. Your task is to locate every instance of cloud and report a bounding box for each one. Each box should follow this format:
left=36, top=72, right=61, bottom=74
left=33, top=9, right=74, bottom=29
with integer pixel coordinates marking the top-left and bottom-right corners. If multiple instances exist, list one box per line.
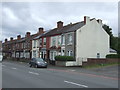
left=1, top=2, right=118, bottom=41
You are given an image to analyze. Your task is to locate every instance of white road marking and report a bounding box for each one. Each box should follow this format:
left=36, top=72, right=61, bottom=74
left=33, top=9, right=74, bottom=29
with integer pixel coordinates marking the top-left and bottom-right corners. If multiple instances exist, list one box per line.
left=70, top=70, right=76, bottom=71
left=67, top=69, right=76, bottom=72
left=2, top=65, right=6, bottom=67
left=29, top=71, right=39, bottom=75
left=20, top=62, right=23, bottom=64
left=12, top=68, right=17, bottom=70
left=64, top=80, right=88, bottom=88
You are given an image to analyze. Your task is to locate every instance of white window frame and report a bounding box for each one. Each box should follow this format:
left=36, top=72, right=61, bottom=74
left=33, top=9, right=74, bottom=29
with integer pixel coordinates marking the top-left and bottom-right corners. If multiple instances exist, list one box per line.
left=43, top=38, right=46, bottom=46
left=67, top=33, right=72, bottom=45
left=61, top=34, right=65, bottom=45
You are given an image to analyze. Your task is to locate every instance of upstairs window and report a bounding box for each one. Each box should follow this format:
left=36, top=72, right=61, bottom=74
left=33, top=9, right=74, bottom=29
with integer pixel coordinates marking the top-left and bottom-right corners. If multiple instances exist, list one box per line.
left=58, top=36, right=61, bottom=46
left=67, top=33, right=72, bottom=45
left=33, top=40, right=36, bottom=48
left=43, top=38, right=46, bottom=46
left=51, top=37, right=56, bottom=46
left=61, top=34, right=65, bottom=45
left=39, top=38, right=42, bottom=47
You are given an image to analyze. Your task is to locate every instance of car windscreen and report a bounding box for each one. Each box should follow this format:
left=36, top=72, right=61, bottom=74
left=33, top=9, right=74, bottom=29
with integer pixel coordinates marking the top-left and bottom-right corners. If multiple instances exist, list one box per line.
left=35, top=58, right=44, bottom=62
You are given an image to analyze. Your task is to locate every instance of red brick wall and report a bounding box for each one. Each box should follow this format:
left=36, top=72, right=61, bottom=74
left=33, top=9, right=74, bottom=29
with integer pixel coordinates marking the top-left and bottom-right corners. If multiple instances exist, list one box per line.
left=82, top=58, right=119, bottom=66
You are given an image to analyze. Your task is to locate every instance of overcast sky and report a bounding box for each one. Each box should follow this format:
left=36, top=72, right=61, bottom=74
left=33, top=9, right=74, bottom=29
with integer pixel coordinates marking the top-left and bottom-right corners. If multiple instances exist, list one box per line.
left=0, top=2, right=118, bottom=41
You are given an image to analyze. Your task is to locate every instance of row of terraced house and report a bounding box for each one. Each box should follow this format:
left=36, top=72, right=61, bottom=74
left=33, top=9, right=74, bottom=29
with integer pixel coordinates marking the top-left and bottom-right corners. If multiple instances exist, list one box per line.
left=2, top=16, right=111, bottom=66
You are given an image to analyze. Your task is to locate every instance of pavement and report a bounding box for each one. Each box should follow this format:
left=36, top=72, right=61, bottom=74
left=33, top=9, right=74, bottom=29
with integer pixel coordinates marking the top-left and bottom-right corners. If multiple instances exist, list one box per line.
left=1, top=60, right=119, bottom=88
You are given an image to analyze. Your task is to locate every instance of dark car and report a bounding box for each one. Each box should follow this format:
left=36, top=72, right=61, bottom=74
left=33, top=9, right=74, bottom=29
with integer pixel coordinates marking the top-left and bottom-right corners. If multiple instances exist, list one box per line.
left=29, top=58, right=47, bottom=68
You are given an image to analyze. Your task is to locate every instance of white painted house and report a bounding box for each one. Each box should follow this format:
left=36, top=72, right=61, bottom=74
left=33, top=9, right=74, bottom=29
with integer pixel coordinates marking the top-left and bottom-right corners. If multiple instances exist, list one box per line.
left=76, top=16, right=110, bottom=65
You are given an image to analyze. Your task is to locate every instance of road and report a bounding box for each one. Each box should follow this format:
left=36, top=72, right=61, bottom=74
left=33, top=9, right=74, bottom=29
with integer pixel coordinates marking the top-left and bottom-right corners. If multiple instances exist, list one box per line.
left=2, top=60, right=119, bottom=88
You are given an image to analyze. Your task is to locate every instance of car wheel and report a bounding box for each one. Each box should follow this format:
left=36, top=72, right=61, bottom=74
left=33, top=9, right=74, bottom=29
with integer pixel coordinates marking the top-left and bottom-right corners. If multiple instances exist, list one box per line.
left=29, top=64, right=32, bottom=67
left=34, top=64, right=38, bottom=68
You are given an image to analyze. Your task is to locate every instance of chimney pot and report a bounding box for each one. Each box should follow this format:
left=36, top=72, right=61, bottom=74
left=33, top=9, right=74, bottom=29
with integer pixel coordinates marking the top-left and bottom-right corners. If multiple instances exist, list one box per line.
left=5, top=38, right=7, bottom=42
left=38, top=27, right=44, bottom=34
left=26, top=32, right=31, bottom=37
left=10, top=37, right=13, bottom=41
left=84, top=16, right=90, bottom=24
left=98, top=19, right=102, bottom=25
left=57, top=21, right=63, bottom=28
left=17, top=35, right=21, bottom=40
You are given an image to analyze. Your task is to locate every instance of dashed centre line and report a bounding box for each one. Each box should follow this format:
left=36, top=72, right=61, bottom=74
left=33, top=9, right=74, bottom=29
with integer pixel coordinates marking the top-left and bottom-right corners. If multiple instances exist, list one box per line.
left=11, top=68, right=17, bottom=70
left=29, top=71, right=39, bottom=75
left=64, top=80, right=88, bottom=88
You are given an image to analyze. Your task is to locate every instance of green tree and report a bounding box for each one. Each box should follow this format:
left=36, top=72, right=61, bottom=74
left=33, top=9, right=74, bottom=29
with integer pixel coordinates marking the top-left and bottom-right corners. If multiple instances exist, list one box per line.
left=103, top=24, right=119, bottom=54
left=102, top=24, right=113, bottom=47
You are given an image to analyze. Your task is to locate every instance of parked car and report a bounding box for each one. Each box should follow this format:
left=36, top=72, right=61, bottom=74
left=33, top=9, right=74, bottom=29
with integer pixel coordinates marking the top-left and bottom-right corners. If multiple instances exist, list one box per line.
left=0, top=53, right=3, bottom=62
left=29, top=58, right=47, bottom=68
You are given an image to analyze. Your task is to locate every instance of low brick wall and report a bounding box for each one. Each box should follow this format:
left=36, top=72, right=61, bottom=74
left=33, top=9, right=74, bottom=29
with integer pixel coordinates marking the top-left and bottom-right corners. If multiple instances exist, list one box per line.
left=82, top=58, right=119, bottom=66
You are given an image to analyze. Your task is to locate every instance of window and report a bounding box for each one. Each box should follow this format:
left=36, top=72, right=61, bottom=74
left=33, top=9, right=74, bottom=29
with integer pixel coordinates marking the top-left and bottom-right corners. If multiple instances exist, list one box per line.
left=50, top=51, right=57, bottom=60
left=43, top=38, right=46, bottom=46
left=97, top=53, right=100, bottom=58
left=58, top=36, right=61, bottom=46
left=33, top=51, right=36, bottom=58
left=67, top=33, right=72, bottom=44
left=61, top=35, right=65, bottom=45
left=37, top=40, right=39, bottom=48
left=61, top=50, right=65, bottom=56
left=39, top=38, right=42, bottom=47
left=21, top=43, right=24, bottom=49
left=51, top=37, right=56, bottom=46
left=67, top=50, right=73, bottom=56
left=34, top=40, right=36, bottom=48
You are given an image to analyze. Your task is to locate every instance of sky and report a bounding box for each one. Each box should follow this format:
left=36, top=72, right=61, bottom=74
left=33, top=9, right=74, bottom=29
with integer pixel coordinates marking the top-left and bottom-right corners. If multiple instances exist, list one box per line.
left=0, top=2, right=118, bottom=41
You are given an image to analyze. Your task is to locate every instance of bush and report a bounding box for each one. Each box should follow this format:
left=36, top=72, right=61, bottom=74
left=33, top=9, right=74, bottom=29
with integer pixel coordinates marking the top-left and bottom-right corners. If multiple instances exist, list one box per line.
left=106, top=54, right=120, bottom=58
left=55, top=56, right=75, bottom=61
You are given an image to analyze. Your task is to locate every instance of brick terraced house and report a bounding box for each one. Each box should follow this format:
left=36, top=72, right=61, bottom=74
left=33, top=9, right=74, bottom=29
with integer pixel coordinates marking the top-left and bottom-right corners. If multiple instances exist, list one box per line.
left=31, top=16, right=110, bottom=66
left=2, top=28, right=44, bottom=59
left=3, top=16, right=110, bottom=66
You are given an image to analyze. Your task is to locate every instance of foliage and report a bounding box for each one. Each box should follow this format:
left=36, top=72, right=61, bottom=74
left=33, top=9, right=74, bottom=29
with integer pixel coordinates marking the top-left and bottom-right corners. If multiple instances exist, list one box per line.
left=103, top=24, right=120, bottom=54
left=106, top=54, right=120, bottom=58
left=55, top=56, right=75, bottom=61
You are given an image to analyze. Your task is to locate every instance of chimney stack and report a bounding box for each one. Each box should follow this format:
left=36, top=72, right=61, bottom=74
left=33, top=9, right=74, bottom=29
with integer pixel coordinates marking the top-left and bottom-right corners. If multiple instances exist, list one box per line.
left=26, top=32, right=31, bottom=37
left=10, top=37, right=13, bottom=41
left=38, top=27, right=44, bottom=34
left=5, top=38, right=7, bottom=42
left=98, top=19, right=102, bottom=26
left=17, top=35, right=21, bottom=40
left=84, top=16, right=90, bottom=24
left=57, top=21, right=63, bottom=28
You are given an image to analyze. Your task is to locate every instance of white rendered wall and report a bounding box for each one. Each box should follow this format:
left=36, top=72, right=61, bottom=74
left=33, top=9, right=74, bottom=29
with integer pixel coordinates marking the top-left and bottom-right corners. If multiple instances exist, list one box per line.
left=76, top=19, right=110, bottom=63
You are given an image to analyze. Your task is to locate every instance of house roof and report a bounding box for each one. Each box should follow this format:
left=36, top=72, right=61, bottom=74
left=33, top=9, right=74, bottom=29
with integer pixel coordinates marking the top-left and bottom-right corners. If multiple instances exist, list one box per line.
left=41, top=21, right=85, bottom=37
left=3, top=33, right=39, bottom=45
left=33, top=30, right=51, bottom=40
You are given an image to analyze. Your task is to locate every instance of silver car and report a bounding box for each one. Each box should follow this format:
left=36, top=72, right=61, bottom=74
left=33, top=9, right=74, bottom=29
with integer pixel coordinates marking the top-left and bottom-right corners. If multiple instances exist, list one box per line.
left=29, top=58, right=47, bottom=68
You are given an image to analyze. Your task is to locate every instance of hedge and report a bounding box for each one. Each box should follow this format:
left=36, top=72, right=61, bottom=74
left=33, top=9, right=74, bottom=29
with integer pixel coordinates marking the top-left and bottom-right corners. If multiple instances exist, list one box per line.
left=55, top=56, right=75, bottom=61
left=106, top=54, right=120, bottom=58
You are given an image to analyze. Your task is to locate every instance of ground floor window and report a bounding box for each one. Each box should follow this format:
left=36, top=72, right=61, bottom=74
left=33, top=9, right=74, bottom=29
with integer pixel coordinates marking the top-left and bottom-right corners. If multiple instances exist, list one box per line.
left=67, top=50, right=73, bottom=56
left=20, top=52, right=24, bottom=58
left=40, top=51, right=46, bottom=59
left=12, top=52, right=15, bottom=57
left=16, top=52, right=19, bottom=58
left=25, top=52, right=30, bottom=58
left=50, top=51, right=57, bottom=60
left=33, top=51, right=36, bottom=58
left=61, top=49, right=65, bottom=56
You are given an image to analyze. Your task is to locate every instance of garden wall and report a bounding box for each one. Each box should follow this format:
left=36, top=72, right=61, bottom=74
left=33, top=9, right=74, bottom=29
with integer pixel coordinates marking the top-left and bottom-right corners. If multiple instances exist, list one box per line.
left=82, top=58, right=119, bottom=66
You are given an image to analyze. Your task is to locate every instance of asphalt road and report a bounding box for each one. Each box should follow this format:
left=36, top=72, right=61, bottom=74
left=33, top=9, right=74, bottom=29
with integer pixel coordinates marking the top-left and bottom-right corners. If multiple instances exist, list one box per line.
left=2, top=60, right=119, bottom=88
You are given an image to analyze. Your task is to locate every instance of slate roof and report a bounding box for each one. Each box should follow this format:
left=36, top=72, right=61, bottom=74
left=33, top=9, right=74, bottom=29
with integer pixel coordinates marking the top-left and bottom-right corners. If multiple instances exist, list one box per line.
left=41, top=21, right=85, bottom=37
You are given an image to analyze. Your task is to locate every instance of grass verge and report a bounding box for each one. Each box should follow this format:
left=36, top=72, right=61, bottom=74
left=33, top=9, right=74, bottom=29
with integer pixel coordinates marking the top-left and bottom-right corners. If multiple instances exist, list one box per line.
left=83, top=62, right=120, bottom=69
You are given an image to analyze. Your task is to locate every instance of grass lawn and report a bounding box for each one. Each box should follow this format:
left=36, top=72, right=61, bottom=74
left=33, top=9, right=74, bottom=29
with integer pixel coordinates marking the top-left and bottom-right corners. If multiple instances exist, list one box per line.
left=83, top=62, right=120, bottom=69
